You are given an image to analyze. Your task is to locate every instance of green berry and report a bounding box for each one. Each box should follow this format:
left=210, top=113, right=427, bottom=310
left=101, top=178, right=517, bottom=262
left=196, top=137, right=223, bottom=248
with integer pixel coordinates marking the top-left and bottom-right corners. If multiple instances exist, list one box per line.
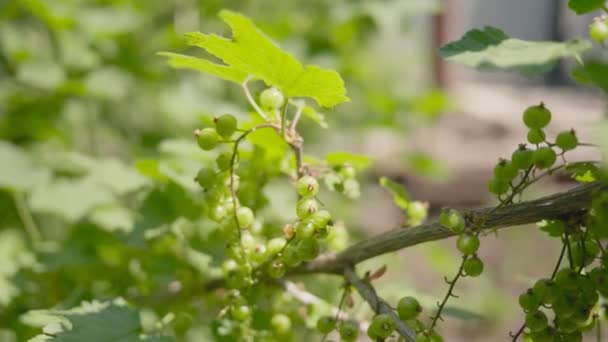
left=196, top=168, right=216, bottom=189
left=511, top=145, right=534, bottom=169
left=532, top=147, right=556, bottom=169
left=494, top=160, right=518, bottom=180
left=271, top=314, right=291, bottom=335
left=295, top=238, right=320, bottom=261
left=590, top=18, right=608, bottom=43
left=523, top=103, right=551, bottom=129
left=281, top=246, right=301, bottom=267
left=172, top=312, right=193, bottom=335
left=309, top=209, right=332, bottom=229
left=197, top=128, right=220, bottom=150
left=267, top=260, right=286, bottom=279
left=296, top=175, right=319, bottom=197
left=295, top=221, right=315, bottom=238
left=527, top=129, right=546, bottom=144
left=463, top=255, right=484, bottom=277
left=339, top=320, right=359, bottom=341
left=215, top=114, right=237, bottom=139
left=407, top=201, right=427, bottom=224
left=533, top=278, right=557, bottom=304
left=488, top=178, right=509, bottom=195
left=236, top=206, right=254, bottom=229
left=267, top=237, right=287, bottom=256
left=210, top=204, right=227, bottom=222
left=555, top=130, right=578, bottom=151
left=250, top=244, right=268, bottom=263
left=397, top=296, right=422, bottom=320
left=525, top=310, right=548, bottom=332
left=296, top=198, right=319, bottom=219
left=316, top=316, right=336, bottom=334
left=518, top=288, right=540, bottom=312
left=456, top=234, right=480, bottom=255
left=368, top=314, right=396, bottom=339
left=216, top=152, right=232, bottom=172
left=260, top=87, right=284, bottom=109
left=439, top=208, right=465, bottom=233
left=231, top=304, right=251, bottom=321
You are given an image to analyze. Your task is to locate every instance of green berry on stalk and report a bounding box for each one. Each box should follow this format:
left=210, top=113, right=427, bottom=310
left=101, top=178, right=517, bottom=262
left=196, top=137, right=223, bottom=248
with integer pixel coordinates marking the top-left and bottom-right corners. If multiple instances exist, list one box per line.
left=488, top=178, right=509, bottom=195
left=281, top=246, right=301, bottom=267
left=216, top=152, right=232, bottom=172
left=295, top=221, right=315, bottom=238
left=439, top=208, right=465, bottom=233
left=196, top=168, right=216, bottom=189
left=296, top=175, right=319, bottom=197
left=210, top=205, right=227, bottom=222
left=295, top=238, right=320, bottom=261
left=527, top=129, right=546, bottom=144
left=339, top=320, right=359, bottom=341
left=250, top=244, right=267, bottom=263
left=463, top=255, right=484, bottom=277
left=271, top=314, right=291, bottom=335
left=215, top=114, right=237, bottom=138
left=316, top=316, right=336, bottom=334
left=397, top=296, right=422, bottom=320
left=512, top=145, right=534, bottom=169
left=196, top=128, right=220, bottom=150
left=231, top=305, right=251, bottom=321
left=296, top=198, right=319, bottom=219
left=518, top=288, right=540, bottom=312
left=525, top=310, right=548, bottom=332
left=236, top=206, right=254, bottom=229
left=590, top=17, right=608, bottom=43
left=267, top=260, right=286, bottom=279
left=260, top=87, right=284, bottom=109
left=457, top=234, right=480, bottom=255
left=532, top=147, right=556, bottom=169
left=267, top=237, right=287, bottom=256
left=368, top=314, right=396, bottom=339
left=555, top=129, right=578, bottom=151
left=533, top=278, right=557, bottom=304
left=523, top=103, right=551, bottom=129
left=494, top=159, right=518, bottom=180
left=309, top=209, right=332, bottom=229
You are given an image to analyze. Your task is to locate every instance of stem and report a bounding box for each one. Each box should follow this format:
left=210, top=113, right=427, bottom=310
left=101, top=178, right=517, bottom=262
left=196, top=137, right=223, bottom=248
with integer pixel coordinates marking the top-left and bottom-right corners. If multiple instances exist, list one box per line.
left=344, top=266, right=417, bottom=342
left=321, top=284, right=349, bottom=342
left=242, top=76, right=268, bottom=121
left=13, top=192, right=41, bottom=244
left=280, top=100, right=288, bottom=136
left=289, top=102, right=304, bottom=132
left=429, top=253, right=468, bottom=331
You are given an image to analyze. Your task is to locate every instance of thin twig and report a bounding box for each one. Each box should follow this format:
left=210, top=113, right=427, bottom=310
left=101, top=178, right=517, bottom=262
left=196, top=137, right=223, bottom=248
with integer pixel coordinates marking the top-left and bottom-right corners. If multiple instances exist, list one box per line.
left=13, top=192, right=41, bottom=244
left=289, top=102, right=305, bottom=132
left=344, top=266, right=417, bottom=342
left=241, top=75, right=268, bottom=120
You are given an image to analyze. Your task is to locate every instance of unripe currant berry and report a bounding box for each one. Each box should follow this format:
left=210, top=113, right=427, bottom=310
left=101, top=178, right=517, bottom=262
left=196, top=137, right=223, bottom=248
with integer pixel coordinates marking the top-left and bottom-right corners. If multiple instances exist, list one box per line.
left=296, top=175, right=319, bottom=197
left=236, top=206, right=254, bottom=229
left=525, top=310, right=548, bottom=332
left=397, top=296, right=422, bottom=320
left=196, top=128, right=220, bottom=150
left=316, top=316, right=336, bottom=334
left=267, top=259, right=286, bottom=279
left=309, top=209, right=332, bottom=229
left=527, top=129, right=546, bottom=145
left=281, top=246, right=301, bottom=267
left=439, top=208, right=465, bottom=233
left=407, top=201, right=428, bottom=224
left=215, top=114, right=238, bottom=139
left=295, top=238, right=320, bottom=261
left=216, top=152, right=232, bottom=172
left=555, top=129, right=578, bottom=151
left=270, top=314, right=291, bottom=335
left=196, top=168, right=216, bottom=189
left=518, top=288, right=540, bottom=312
left=512, top=145, right=534, bottom=169
left=523, top=103, right=551, bottom=129
left=463, top=255, right=484, bottom=277
left=456, top=234, right=480, bottom=255
left=260, top=87, right=285, bottom=109
left=590, top=17, right=608, bottom=43
left=339, top=320, right=359, bottom=341
left=295, top=221, right=315, bottom=238
left=250, top=244, right=267, bottom=263
left=532, top=147, right=556, bottom=169
left=368, top=314, right=396, bottom=339
left=296, top=198, right=319, bottom=219
left=267, top=237, right=287, bottom=256
left=488, top=178, right=509, bottom=195
left=494, top=159, right=518, bottom=181
left=231, top=304, right=251, bottom=321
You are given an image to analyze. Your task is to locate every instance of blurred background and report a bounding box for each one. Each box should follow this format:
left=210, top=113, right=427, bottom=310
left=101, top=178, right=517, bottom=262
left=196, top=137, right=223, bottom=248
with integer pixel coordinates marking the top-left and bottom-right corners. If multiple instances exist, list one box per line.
left=0, top=0, right=606, bottom=341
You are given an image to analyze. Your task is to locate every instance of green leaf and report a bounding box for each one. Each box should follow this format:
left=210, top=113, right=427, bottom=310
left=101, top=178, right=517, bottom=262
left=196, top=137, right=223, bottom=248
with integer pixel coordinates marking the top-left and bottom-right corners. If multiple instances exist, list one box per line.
left=442, top=306, right=485, bottom=321
left=568, top=0, right=606, bottom=14
left=573, top=61, right=608, bottom=93
left=379, top=177, right=410, bottom=210
left=565, top=162, right=599, bottom=183
left=24, top=298, right=161, bottom=341
left=301, top=105, right=328, bottom=128
left=160, top=10, right=348, bottom=108
left=0, top=229, right=35, bottom=307
left=440, top=26, right=591, bottom=75
left=89, top=206, right=134, bottom=233
left=0, top=142, right=51, bottom=192
left=325, top=151, right=372, bottom=170
left=86, top=158, right=149, bottom=195
left=135, top=159, right=169, bottom=181
left=28, top=179, right=115, bottom=222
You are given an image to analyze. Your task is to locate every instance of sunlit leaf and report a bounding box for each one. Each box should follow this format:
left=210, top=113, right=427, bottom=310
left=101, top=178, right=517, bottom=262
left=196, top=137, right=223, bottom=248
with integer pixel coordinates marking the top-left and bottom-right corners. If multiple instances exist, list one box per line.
left=379, top=177, right=410, bottom=210
left=0, top=142, right=51, bottom=192
left=325, top=151, right=372, bottom=170
left=568, top=0, right=606, bottom=14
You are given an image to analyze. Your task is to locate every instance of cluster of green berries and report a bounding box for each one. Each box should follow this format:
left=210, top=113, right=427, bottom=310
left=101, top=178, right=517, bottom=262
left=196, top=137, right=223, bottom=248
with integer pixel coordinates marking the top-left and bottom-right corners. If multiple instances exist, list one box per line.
left=488, top=103, right=579, bottom=197
left=266, top=176, right=333, bottom=277
left=520, top=215, right=607, bottom=341
left=324, top=164, right=361, bottom=199
left=589, top=15, right=608, bottom=44
left=440, top=208, right=484, bottom=277
left=315, top=295, right=432, bottom=340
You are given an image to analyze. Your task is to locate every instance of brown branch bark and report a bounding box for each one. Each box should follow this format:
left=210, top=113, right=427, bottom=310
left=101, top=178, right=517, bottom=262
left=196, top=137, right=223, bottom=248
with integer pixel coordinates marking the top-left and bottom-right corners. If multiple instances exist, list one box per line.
left=344, top=267, right=417, bottom=342
left=296, top=181, right=606, bottom=275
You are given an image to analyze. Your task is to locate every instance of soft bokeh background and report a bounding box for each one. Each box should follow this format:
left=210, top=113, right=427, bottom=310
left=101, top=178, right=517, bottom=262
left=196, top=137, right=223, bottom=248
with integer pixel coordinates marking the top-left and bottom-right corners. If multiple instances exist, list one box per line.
left=0, top=0, right=606, bottom=341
